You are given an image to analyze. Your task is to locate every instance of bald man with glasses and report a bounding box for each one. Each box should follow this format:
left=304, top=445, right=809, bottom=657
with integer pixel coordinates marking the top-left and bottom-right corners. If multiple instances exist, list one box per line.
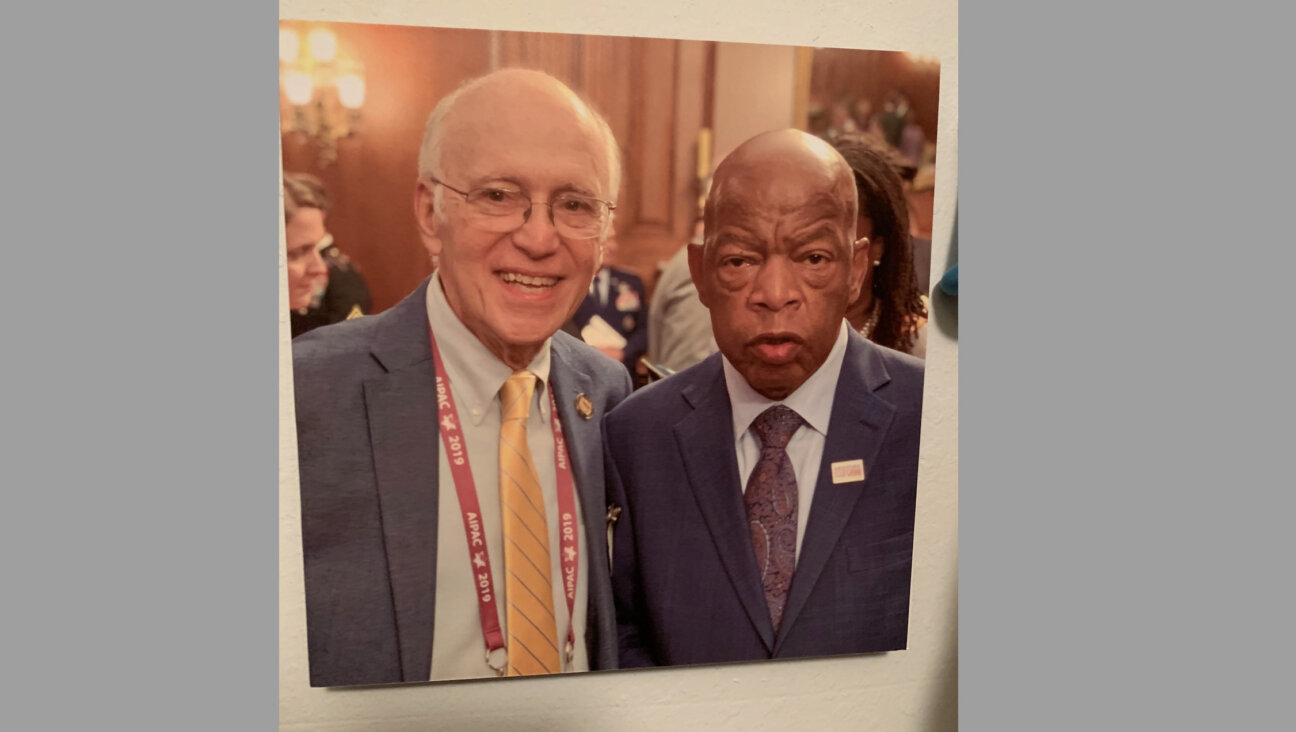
left=292, top=69, right=632, bottom=687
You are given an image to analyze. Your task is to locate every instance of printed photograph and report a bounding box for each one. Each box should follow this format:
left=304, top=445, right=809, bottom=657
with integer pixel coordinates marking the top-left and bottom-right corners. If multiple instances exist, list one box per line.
left=280, top=19, right=942, bottom=687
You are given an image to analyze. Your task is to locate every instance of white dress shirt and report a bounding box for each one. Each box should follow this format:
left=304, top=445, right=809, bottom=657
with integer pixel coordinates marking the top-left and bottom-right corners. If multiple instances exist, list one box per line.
left=721, top=320, right=850, bottom=562
left=425, top=272, right=589, bottom=681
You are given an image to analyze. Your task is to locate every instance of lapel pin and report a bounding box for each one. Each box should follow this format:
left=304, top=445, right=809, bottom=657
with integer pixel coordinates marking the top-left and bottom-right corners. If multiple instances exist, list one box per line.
left=575, top=393, right=594, bottom=420
left=831, top=459, right=866, bottom=485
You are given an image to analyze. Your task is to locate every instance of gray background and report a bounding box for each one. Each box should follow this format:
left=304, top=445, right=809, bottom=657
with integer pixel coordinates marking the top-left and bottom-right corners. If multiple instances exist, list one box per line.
left=4, top=0, right=1291, bottom=729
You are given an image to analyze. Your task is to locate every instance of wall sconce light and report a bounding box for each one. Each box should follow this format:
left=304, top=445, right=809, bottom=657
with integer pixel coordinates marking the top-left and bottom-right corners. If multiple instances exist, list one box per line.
left=695, top=127, right=712, bottom=219
left=279, top=26, right=365, bottom=167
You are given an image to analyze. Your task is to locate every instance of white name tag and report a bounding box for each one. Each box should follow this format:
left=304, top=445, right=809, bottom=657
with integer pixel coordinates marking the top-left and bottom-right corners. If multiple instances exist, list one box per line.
left=831, top=459, right=866, bottom=484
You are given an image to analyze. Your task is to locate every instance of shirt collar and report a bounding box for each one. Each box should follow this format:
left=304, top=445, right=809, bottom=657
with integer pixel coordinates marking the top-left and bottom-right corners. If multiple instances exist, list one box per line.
left=425, top=271, right=553, bottom=427
left=721, top=320, right=850, bottom=442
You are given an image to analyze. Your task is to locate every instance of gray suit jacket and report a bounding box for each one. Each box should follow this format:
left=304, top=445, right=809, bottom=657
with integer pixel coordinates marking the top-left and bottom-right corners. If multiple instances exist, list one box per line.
left=605, top=331, right=923, bottom=667
left=293, top=277, right=632, bottom=687
left=647, top=246, right=717, bottom=373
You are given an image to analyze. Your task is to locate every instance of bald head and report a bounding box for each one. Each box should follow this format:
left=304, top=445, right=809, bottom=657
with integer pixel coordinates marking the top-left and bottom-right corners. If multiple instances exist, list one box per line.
left=705, top=129, right=858, bottom=247
left=419, top=69, right=621, bottom=202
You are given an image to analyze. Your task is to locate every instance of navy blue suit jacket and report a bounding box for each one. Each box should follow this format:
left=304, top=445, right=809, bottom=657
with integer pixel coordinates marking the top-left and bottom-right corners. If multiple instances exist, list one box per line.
left=604, top=330, right=923, bottom=667
left=293, top=277, right=632, bottom=686
left=572, top=266, right=647, bottom=371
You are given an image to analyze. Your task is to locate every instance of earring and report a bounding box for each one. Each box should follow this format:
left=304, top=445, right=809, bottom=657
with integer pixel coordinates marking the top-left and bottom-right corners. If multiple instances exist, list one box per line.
left=872, top=259, right=881, bottom=267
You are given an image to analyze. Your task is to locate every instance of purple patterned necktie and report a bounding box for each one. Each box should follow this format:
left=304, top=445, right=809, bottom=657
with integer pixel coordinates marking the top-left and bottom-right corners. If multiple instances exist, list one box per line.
left=744, top=404, right=804, bottom=632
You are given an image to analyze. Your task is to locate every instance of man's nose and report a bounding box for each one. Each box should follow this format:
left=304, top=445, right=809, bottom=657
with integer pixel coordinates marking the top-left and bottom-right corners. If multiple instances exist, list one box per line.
left=512, top=201, right=561, bottom=257
left=750, top=257, right=800, bottom=311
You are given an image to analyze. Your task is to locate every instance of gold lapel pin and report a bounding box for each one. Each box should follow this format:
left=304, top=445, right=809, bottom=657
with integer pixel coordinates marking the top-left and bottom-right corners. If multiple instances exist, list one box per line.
left=575, top=393, right=594, bottom=420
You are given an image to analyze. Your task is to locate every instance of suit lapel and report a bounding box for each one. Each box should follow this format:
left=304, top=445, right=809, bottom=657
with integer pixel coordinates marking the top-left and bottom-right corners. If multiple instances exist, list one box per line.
left=547, top=339, right=599, bottom=551
left=674, top=360, right=777, bottom=652
left=775, top=333, right=897, bottom=652
left=547, top=337, right=618, bottom=667
left=364, top=280, right=440, bottom=682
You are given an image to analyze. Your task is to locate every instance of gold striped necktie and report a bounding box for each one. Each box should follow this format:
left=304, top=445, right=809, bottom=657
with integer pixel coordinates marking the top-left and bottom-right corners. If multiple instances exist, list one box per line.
left=498, top=371, right=561, bottom=675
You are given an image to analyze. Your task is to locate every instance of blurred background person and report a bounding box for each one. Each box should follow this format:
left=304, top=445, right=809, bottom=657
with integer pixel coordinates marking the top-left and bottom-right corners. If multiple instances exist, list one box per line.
left=899, top=109, right=927, bottom=168
left=283, top=173, right=372, bottom=338
left=823, top=100, right=859, bottom=140
left=648, top=217, right=718, bottom=376
left=284, top=175, right=328, bottom=334
left=879, top=89, right=912, bottom=150
left=851, top=97, right=883, bottom=139
left=831, top=134, right=929, bottom=358
left=569, top=227, right=648, bottom=376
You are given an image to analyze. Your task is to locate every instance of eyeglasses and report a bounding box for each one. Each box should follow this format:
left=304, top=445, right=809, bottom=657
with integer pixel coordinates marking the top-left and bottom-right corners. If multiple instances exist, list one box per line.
left=428, top=177, right=616, bottom=240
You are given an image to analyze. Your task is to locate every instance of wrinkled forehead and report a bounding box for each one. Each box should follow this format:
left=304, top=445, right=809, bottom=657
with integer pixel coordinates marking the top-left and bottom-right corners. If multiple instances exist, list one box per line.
left=461, top=82, right=594, bottom=136
left=442, top=82, right=610, bottom=189
left=710, top=159, right=854, bottom=230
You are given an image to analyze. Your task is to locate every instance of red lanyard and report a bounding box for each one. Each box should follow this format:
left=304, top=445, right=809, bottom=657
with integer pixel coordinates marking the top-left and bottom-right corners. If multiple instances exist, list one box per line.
left=429, top=326, right=579, bottom=674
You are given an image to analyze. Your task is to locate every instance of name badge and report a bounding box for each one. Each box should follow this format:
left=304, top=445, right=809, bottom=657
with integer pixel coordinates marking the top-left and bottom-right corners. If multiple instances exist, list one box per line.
left=831, top=459, right=866, bottom=484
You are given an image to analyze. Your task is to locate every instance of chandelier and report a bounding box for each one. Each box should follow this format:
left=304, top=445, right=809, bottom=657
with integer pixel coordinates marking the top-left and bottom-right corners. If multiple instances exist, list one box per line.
left=279, top=27, right=365, bottom=167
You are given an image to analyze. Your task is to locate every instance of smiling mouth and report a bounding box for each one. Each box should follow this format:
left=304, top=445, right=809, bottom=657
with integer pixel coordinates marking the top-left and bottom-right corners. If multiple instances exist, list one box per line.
left=498, top=271, right=560, bottom=290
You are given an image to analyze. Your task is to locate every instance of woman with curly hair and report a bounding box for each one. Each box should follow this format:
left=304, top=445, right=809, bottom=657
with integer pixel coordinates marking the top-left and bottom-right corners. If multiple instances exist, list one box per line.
left=830, top=134, right=929, bottom=358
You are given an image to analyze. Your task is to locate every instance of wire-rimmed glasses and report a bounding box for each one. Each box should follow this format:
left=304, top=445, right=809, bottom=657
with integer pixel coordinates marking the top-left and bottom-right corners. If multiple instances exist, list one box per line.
left=429, top=177, right=616, bottom=240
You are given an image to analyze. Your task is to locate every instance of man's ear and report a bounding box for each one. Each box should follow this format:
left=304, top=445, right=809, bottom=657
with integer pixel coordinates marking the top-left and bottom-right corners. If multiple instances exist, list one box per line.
left=869, top=235, right=886, bottom=269
left=413, top=179, right=444, bottom=258
left=687, top=243, right=711, bottom=308
left=848, top=236, right=871, bottom=301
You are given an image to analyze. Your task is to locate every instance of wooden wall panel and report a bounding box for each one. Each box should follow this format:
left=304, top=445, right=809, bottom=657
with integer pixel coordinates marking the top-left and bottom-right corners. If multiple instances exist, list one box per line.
left=615, top=39, right=708, bottom=295
left=497, top=30, right=579, bottom=83
left=673, top=40, right=710, bottom=231
left=626, top=39, right=678, bottom=233
left=577, top=35, right=633, bottom=204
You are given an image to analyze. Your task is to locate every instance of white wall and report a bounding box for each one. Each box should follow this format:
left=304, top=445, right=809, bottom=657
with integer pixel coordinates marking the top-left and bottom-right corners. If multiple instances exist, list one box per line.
left=279, top=1, right=958, bottom=729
